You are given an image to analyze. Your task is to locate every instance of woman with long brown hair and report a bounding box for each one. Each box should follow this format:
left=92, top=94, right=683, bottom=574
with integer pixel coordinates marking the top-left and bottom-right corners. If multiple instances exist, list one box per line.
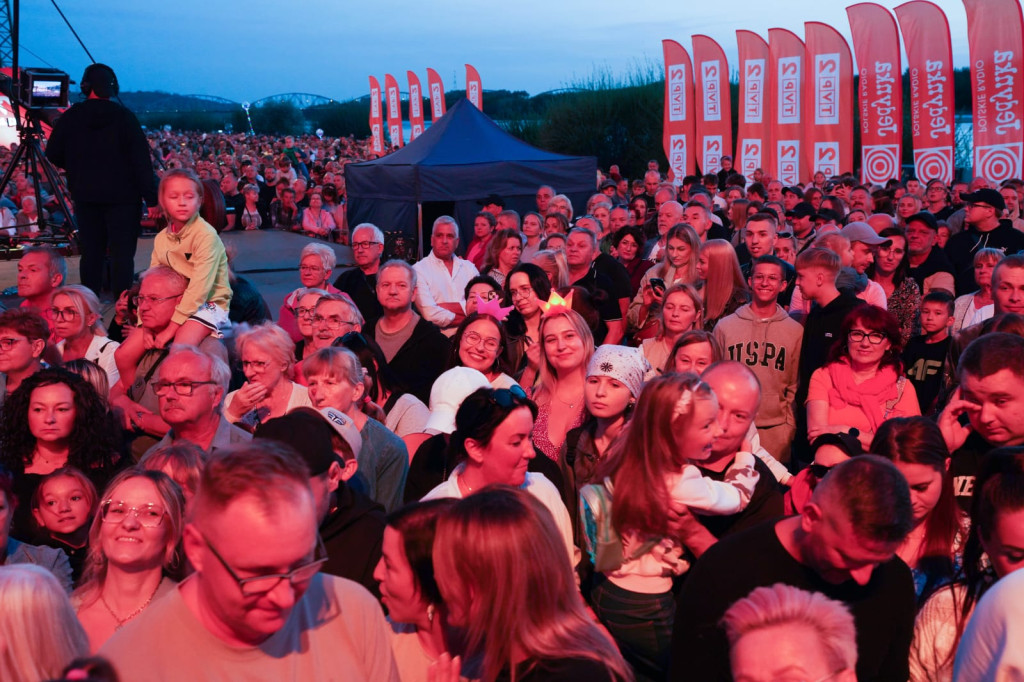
left=433, top=487, right=632, bottom=682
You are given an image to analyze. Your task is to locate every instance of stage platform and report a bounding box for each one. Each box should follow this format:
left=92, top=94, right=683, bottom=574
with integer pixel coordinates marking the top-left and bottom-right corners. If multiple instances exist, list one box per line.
left=0, top=230, right=355, bottom=320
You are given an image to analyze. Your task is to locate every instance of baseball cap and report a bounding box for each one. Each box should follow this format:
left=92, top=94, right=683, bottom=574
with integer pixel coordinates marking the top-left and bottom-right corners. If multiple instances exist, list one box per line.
left=840, top=221, right=892, bottom=246
left=255, top=409, right=340, bottom=475
left=318, top=407, right=363, bottom=461
left=600, top=179, right=617, bottom=190
left=785, top=202, right=816, bottom=219
left=960, top=188, right=1006, bottom=213
left=905, top=211, right=939, bottom=231
left=424, top=367, right=492, bottom=435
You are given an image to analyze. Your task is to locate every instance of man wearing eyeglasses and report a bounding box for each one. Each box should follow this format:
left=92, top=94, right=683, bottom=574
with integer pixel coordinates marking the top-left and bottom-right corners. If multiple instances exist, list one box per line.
left=111, top=266, right=230, bottom=458
left=309, top=294, right=363, bottom=352
left=945, top=188, right=1024, bottom=296
left=144, top=346, right=251, bottom=458
left=334, top=223, right=385, bottom=328
left=100, top=441, right=400, bottom=681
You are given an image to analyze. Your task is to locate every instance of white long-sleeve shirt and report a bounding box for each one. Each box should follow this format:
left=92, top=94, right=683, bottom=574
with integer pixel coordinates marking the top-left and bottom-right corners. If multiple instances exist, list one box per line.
left=411, top=251, right=479, bottom=330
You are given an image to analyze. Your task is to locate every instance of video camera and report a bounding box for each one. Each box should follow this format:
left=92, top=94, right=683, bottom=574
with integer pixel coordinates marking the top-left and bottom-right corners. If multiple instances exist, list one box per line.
left=0, top=67, right=70, bottom=110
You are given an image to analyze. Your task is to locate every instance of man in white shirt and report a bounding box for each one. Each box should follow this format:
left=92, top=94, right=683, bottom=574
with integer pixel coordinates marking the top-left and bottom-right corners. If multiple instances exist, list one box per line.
left=412, top=216, right=479, bottom=336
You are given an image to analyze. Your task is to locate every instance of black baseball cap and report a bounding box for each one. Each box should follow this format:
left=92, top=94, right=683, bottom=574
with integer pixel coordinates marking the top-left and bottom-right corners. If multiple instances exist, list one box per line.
left=960, top=188, right=1006, bottom=213
left=906, top=211, right=939, bottom=231
left=477, top=193, right=505, bottom=208
left=786, top=202, right=816, bottom=219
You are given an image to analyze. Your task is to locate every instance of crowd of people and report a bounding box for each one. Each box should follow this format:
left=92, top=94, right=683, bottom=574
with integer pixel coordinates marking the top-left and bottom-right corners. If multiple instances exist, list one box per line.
left=3, top=73, right=1024, bottom=680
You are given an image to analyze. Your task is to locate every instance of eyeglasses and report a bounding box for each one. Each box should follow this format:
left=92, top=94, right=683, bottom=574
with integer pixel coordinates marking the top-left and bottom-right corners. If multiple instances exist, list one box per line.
left=847, top=330, right=887, bottom=345
left=151, top=380, right=218, bottom=396
left=298, top=265, right=324, bottom=273
left=313, top=315, right=358, bottom=330
left=490, top=385, right=528, bottom=408
left=202, top=533, right=328, bottom=597
left=100, top=500, right=167, bottom=527
left=463, top=331, right=501, bottom=352
left=49, top=307, right=80, bottom=321
left=238, top=360, right=269, bottom=372
left=295, top=306, right=317, bottom=318
left=133, top=294, right=180, bottom=307
left=0, top=337, right=25, bottom=351
left=509, top=286, right=535, bottom=300
left=351, top=241, right=382, bottom=250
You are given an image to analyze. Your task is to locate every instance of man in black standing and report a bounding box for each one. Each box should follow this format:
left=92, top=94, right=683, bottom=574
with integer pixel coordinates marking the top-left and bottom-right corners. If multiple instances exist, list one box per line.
left=46, top=63, right=158, bottom=299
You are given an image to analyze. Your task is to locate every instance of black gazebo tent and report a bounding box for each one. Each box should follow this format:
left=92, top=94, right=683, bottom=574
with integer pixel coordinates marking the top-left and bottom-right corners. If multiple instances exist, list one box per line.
left=345, top=99, right=596, bottom=255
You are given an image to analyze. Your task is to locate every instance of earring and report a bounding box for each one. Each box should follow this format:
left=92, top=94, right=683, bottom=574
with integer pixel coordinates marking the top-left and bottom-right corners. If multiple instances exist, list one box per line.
left=427, top=603, right=435, bottom=623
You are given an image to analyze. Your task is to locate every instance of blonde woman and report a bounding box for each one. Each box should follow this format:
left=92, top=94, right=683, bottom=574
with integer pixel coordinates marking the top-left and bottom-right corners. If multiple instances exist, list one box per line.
left=531, top=248, right=570, bottom=290
left=52, top=285, right=120, bottom=391
left=224, top=322, right=312, bottom=431
left=529, top=307, right=595, bottom=462
left=696, top=239, right=750, bottom=331
left=640, top=283, right=703, bottom=374
left=628, top=224, right=700, bottom=337
left=74, top=468, right=185, bottom=652
left=0, top=564, right=89, bottom=682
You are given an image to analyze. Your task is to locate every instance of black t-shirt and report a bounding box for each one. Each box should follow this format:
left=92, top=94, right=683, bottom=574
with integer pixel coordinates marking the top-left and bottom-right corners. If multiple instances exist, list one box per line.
left=695, top=456, right=784, bottom=539
left=669, top=520, right=916, bottom=682
left=950, top=431, right=996, bottom=513
left=903, top=334, right=951, bottom=415
left=334, top=267, right=382, bottom=330
left=594, top=253, right=632, bottom=303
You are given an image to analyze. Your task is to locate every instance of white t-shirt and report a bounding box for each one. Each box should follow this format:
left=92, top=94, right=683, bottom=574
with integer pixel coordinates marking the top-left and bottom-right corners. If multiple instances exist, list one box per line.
left=422, top=466, right=577, bottom=567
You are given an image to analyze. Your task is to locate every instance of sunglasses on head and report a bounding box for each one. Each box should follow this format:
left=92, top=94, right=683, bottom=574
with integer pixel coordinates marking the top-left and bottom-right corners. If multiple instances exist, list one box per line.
left=490, top=384, right=528, bottom=408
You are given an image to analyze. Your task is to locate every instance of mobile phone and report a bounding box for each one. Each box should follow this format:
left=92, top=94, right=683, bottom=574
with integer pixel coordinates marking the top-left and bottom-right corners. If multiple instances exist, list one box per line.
left=651, top=278, right=666, bottom=294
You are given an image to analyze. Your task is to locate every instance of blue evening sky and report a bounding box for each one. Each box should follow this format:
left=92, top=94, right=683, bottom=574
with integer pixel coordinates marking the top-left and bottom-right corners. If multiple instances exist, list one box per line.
left=20, top=0, right=975, bottom=103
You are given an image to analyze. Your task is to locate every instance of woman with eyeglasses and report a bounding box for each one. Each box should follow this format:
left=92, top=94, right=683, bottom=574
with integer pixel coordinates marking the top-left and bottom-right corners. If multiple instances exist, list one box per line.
left=0, top=368, right=125, bottom=544
left=462, top=275, right=502, bottom=317
left=223, top=322, right=311, bottom=432
left=503, top=263, right=552, bottom=386
left=421, top=387, right=576, bottom=567
left=73, top=467, right=185, bottom=652
left=278, top=243, right=342, bottom=344
left=806, top=304, right=921, bottom=450
left=289, top=287, right=327, bottom=361
left=51, top=285, right=120, bottom=393
left=447, top=313, right=519, bottom=390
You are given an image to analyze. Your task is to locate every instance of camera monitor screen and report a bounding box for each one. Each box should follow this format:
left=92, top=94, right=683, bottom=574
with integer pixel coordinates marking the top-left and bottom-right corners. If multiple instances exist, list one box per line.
left=21, top=69, right=70, bottom=109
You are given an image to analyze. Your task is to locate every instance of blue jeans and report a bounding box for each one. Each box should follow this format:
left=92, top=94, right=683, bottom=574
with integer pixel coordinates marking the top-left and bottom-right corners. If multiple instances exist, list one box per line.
left=590, top=577, right=675, bottom=682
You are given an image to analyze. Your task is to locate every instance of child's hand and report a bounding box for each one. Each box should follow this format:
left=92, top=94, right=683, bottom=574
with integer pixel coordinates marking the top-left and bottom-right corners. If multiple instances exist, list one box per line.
left=525, top=337, right=541, bottom=370
left=150, top=327, right=176, bottom=349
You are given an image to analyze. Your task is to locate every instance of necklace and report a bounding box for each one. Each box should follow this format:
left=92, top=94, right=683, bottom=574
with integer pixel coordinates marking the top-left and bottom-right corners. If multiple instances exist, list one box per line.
left=101, top=581, right=162, bottom=630
left=553, top=388, right=579, bottom=410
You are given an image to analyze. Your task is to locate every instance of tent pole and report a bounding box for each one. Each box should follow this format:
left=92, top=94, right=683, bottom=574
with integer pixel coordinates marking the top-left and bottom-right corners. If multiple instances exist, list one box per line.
left=417, top=202, right=424, bottom=260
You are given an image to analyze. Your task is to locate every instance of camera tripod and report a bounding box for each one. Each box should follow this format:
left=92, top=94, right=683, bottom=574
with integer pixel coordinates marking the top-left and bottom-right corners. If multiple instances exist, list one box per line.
left=0, top=106, right=78, bottom=257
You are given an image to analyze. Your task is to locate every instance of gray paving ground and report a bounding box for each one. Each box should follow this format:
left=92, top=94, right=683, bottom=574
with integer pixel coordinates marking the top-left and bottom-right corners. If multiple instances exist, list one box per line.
left=0, top=231, right=355, bottom=321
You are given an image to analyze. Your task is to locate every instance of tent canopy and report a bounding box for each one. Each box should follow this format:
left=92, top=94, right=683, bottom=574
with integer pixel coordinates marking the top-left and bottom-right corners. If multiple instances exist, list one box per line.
left=346, top=99, right=596, bottom=247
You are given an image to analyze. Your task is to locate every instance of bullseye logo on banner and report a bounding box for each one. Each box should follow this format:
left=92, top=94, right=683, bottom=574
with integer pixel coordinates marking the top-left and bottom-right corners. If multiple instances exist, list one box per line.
left=660, top=0, right=1024, bottom=185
